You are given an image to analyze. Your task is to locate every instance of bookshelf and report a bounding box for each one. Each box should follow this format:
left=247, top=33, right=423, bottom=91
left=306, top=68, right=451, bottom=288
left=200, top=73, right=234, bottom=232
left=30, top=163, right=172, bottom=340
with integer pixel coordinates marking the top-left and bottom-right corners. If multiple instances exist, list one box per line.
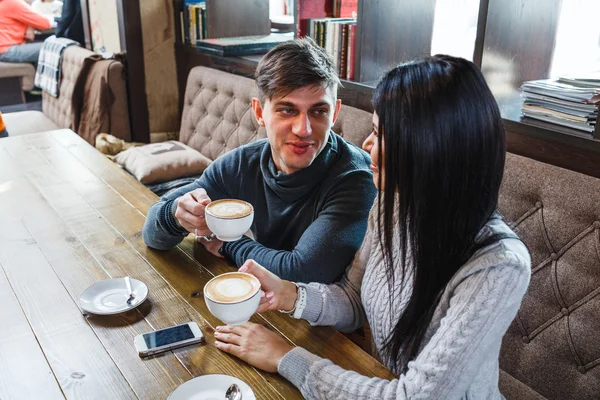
left=172, top=0, right=600, bottom=178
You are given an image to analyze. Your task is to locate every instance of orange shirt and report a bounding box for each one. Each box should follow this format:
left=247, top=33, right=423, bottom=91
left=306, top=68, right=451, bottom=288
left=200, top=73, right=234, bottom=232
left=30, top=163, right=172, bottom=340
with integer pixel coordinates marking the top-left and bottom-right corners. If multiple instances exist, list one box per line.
left=0, top=0, right=52, bottom=53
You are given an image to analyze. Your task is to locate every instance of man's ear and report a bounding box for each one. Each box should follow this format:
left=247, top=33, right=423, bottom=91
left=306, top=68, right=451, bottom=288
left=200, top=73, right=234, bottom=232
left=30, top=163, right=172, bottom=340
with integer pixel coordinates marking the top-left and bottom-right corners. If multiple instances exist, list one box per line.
left=331, top=99, right=342, bottom=124
left=252, top=98, right=265, bottom=126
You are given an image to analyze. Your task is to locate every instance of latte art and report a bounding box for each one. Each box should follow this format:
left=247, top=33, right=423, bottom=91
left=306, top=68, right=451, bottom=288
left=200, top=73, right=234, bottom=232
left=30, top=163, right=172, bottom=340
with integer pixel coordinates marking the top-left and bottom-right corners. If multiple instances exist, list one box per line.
left=204, top=272, right=260, bottom=303
left=206, top=199, right=253, bottom=219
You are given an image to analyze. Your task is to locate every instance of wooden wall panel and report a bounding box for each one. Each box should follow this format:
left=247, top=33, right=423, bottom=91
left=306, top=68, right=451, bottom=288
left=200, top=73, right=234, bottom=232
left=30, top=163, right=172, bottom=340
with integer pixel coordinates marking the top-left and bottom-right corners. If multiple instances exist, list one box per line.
left=358, top=0, right=436, bottom=82
left=140, top=0, right=180, bottom=138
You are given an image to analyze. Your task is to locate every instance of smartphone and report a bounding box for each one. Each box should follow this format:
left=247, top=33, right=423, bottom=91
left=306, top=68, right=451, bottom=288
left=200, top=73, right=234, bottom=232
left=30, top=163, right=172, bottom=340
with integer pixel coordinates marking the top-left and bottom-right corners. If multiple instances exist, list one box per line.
left=134, top=322, right=204, bottom=357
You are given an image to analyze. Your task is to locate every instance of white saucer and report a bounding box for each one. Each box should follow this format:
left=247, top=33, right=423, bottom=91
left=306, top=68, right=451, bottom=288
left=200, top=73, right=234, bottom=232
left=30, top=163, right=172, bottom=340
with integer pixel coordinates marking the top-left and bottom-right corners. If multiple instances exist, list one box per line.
left=79, top=277, right=148, bottom=315
left=168, top=374, right=256, bottom=400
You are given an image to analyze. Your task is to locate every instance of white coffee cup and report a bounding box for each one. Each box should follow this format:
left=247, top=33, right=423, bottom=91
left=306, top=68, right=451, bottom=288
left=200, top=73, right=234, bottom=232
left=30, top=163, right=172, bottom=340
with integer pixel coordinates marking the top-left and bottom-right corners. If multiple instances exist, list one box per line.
left=205, top=199, right=254, bottom=242
left=204, top=272, right=261, bottom=325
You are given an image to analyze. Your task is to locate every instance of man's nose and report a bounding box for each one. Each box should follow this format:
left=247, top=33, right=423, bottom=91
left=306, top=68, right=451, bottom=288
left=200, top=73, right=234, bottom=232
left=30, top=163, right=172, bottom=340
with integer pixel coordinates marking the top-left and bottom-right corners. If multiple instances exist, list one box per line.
left=292, top=114, right=312, bottom=137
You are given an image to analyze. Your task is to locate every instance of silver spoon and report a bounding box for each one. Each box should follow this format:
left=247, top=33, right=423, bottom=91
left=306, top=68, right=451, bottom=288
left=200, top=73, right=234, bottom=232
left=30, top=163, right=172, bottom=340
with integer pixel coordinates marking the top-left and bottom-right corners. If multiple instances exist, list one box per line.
left=225, top=383, right=242, bottom=400
left=125, top=276, right=135, bottom=305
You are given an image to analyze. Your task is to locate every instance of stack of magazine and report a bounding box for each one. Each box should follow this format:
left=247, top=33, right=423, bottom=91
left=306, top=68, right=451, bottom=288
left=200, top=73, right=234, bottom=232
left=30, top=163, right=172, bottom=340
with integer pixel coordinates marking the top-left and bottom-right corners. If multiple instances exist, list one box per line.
left=519, top=76, right=600, bottom=134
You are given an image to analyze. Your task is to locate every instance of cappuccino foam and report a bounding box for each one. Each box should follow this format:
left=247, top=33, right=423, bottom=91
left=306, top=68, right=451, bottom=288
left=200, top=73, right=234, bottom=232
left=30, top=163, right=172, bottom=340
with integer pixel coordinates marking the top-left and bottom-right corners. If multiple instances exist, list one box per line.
left=206, top=199, right=253, bottom=219
left=205, top=272, right=260, bottom=303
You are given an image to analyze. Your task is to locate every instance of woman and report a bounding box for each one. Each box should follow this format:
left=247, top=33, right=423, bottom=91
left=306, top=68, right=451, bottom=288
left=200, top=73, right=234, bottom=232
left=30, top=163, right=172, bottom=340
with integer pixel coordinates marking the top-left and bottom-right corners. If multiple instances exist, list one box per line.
left=214, top=55, right=531, bottom=399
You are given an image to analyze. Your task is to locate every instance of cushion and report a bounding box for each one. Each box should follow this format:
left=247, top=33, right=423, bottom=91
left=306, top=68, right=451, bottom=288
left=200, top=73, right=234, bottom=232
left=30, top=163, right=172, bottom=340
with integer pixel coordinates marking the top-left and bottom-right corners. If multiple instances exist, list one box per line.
left=2, top=110, right=61, bottom=136
left=114, top=140, right=212, bottom=184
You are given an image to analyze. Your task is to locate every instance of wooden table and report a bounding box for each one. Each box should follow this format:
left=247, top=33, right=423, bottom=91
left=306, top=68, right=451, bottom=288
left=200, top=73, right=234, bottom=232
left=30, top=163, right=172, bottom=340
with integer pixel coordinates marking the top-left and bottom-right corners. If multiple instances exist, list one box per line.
left=0, top=130, right=393, bottom=399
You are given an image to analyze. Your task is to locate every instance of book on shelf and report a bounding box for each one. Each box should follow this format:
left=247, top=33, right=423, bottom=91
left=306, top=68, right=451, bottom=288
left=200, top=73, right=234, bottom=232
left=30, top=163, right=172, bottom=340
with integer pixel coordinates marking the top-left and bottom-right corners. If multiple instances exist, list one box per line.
left=519, top=77, right=600, bottom=134
left=195, top=33, right=293, bottom=56
left=296, top=0, right=332, bottom=37
left=180, top=1, right=207, bottom=45
left=557, top=74, right=600, bottom=89
left=304, top=17, right=356, bottom=80
left=333, top=0, right=358, bottom=18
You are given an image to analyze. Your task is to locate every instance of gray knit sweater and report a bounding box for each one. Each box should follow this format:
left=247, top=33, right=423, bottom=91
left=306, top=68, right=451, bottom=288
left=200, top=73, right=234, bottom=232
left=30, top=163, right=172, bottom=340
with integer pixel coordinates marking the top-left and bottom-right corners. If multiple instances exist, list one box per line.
left=278, top=208, right=531, bottom=399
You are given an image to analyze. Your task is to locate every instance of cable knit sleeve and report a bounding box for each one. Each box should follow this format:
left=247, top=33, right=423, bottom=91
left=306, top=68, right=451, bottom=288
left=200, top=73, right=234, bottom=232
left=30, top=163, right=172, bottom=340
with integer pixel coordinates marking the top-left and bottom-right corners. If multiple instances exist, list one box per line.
left=295, top=210, right=376, bottom=332
left=278, top=247, right=531, bottom=399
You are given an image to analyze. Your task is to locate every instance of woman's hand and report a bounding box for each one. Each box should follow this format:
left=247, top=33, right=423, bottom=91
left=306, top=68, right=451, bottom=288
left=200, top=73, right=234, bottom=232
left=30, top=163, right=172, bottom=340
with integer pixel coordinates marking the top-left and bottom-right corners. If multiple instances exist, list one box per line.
left=239, top=259, right=298, bottom=313
left=214, top=322, right=294, bottom=373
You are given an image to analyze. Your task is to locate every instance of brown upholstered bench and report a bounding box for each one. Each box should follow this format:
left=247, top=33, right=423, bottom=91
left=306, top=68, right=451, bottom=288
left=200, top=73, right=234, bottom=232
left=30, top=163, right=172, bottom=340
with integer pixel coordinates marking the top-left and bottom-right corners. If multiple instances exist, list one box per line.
left=3, top=46, right=130, bottom=142
left=498, top=154, right=600, bottom=399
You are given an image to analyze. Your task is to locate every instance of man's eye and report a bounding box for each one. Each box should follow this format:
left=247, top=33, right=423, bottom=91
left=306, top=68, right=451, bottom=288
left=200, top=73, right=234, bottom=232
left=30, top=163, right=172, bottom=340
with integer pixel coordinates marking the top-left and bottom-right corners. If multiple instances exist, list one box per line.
left=312, top=109, right=328, bottom=116
left=278, top=108, right=296, bottom=115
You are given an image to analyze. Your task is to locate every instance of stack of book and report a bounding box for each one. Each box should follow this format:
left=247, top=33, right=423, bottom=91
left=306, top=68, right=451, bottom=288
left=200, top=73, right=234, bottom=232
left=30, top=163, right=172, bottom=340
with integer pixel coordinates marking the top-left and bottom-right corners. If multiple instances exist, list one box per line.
left=195, top=33, right=293, bottom=57
left=180, top=1, right=207, bottom=46
left=519, top=77, right=600, bottom=134
left=305, top=18, right=357, bottom=80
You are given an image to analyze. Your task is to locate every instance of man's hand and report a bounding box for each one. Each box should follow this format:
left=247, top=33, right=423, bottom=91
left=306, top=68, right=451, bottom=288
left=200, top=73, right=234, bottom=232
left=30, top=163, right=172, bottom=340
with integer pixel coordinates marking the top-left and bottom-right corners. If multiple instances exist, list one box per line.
left=197, top=235, right=224, bottom=258
left=24, top=27, right=35, bottom=41
left=174, top=188, right=212, bottom=235
left=214, top=322, right=294, bottom=373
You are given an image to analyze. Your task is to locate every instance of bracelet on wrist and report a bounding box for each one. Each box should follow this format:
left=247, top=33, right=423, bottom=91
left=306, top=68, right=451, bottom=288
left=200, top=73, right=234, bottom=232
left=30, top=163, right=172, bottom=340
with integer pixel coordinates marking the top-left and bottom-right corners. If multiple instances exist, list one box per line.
left=278, top=283, right=299, bottom=314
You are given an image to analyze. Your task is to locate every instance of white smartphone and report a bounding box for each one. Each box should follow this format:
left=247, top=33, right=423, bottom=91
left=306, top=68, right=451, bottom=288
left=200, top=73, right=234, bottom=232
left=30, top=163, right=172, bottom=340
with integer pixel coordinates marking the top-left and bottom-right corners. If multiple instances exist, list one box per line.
left=134, top=322, right=204, bottom=357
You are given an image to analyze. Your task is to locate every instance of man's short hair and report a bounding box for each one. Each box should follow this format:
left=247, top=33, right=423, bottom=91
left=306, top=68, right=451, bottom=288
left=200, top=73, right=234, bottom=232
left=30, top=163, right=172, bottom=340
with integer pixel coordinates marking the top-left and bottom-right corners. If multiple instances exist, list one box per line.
left=255, top=37, right=340, bottom=104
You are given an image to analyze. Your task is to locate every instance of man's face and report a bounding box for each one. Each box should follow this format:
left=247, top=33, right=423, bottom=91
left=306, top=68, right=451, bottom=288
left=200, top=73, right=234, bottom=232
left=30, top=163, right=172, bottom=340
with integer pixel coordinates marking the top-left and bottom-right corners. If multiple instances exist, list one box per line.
left=252, top=85, right=341, bottom=175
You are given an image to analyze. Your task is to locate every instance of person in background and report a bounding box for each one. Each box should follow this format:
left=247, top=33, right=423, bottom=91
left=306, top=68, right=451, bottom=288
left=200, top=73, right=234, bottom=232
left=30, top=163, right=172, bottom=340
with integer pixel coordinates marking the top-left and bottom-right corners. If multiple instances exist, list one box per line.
left=0, top=0, right=52, bottom=64
left=55, top=0, right=84, bottom=45
left=31, top=0, right=63, bottom=19
left=213, top=55, right=532, bottom=399
left=143, top=38, right=377, bottom=284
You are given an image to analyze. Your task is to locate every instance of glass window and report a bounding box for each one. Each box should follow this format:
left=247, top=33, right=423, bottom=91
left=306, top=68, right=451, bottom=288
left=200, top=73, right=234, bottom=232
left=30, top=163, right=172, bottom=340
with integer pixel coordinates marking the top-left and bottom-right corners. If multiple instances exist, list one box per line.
left=430, top=0, right=481, bottom=60
left=550, top=0, right=600, bottom=78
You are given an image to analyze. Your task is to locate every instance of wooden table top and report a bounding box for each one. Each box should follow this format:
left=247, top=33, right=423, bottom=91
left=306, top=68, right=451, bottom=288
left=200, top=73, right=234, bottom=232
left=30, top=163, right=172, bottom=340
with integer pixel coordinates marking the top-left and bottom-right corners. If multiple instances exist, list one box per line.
left=0, top=130, right=394, bottom=399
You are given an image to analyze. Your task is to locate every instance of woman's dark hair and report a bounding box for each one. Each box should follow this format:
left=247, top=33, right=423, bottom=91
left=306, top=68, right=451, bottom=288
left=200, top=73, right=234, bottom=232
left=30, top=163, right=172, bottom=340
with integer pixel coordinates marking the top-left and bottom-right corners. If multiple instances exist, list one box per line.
left=373, top=55, right=507, bottom=373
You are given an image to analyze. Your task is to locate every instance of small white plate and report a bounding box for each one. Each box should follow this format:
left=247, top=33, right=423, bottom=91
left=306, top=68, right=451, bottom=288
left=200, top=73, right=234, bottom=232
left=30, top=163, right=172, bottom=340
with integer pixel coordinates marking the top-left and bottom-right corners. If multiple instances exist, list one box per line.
left=79, top=277, right=148, bottom=315
left=168, top=374, right=256, bottom=400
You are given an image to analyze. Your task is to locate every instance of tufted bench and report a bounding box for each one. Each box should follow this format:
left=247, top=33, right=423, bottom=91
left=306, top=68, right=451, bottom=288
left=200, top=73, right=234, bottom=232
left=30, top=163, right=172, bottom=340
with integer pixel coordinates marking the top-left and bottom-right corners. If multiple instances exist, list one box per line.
left=2, top=46, right=130, bottom=142
left=497, top=154, right=600, bottom=399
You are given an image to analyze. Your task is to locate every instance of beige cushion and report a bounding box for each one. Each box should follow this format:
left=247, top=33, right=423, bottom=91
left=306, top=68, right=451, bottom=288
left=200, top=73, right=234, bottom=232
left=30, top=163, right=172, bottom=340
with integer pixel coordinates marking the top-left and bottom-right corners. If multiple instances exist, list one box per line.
left=114, top=140, right=212, bottom=184
left=0, top=61, right=35, bottom=91
left=2, top=110, right=61, bottom=136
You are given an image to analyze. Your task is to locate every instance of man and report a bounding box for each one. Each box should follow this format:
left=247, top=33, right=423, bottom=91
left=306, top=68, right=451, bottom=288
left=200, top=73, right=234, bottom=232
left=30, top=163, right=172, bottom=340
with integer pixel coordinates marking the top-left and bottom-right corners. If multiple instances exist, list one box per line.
left=143, top=38, right=376, bottom=284
left=0, top=0, right=53, bottom=64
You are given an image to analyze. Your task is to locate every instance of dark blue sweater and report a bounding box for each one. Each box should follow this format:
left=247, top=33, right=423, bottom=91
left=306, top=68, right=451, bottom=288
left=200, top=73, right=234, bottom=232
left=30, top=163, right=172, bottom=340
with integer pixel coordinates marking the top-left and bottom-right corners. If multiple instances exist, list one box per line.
left=142, top=133, right=376, bottom=283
